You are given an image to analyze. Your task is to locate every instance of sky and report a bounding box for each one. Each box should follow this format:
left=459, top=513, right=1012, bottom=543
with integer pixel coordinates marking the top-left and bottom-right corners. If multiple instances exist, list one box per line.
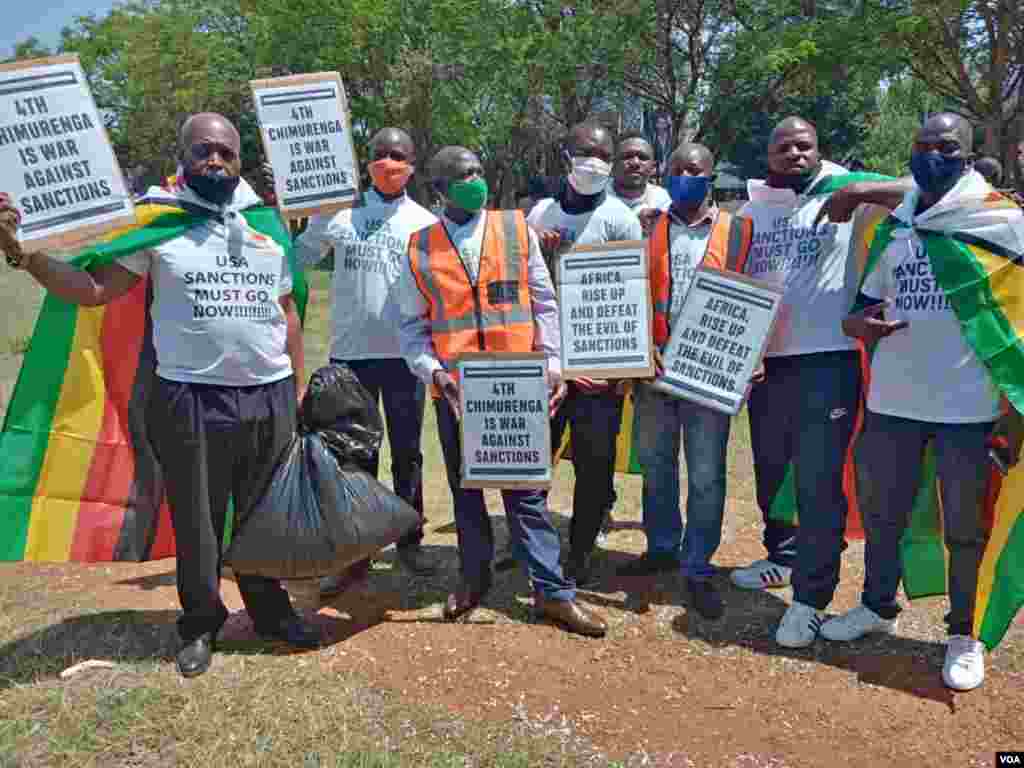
left=4, top=0, right=118, bottom=58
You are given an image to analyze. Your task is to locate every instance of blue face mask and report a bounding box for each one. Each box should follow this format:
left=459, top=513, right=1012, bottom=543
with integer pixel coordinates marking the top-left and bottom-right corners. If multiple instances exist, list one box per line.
left=667, top=175, right=711, bottom=206
left=909, top=152, right=966, bottom=197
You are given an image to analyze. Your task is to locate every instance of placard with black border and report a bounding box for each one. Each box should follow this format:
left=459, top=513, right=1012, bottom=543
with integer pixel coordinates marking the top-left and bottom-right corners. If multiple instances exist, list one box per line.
left=457, top=352, right=552, bottom=490
left=651, top=266, right=782, bottom=415
left=556, top=240, right=655, bottom=380
left=251, top=72, right=360, bottom=219
left=0, top=54, right=135, bottom=252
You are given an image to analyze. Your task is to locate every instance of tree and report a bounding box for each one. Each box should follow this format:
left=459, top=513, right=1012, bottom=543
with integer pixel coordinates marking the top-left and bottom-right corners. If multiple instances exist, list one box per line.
left=860, top=76, right=948, bottom=175
left=882, top=0, right=1024, bottom=168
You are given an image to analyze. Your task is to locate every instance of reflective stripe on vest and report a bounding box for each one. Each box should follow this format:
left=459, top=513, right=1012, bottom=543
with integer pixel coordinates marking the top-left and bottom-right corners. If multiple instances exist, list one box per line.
left=648, top=209, right=753, bottom=347
left=408, top=210, right=535, bottom=381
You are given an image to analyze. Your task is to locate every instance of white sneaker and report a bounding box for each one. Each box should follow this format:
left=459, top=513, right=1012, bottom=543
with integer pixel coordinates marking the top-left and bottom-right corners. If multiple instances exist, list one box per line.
left=776, top=601, right=825, bottom=648
left=730, top=559, right=792, bottom=590
left=943, top=635, right=985, bottom=691
left=821, top=605, right=897, bottom=642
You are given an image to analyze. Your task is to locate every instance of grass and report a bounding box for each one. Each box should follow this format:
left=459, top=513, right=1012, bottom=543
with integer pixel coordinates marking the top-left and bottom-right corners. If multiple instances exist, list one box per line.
left=2, top=266, right=1022, bottom=767
left=0, top=266, right=628, bottom=767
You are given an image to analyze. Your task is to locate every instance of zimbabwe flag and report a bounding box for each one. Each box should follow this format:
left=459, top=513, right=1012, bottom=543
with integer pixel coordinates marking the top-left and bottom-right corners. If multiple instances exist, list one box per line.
left=855, top=176, right=1024, bottom=650
left=0, top=190, right=305, bottom=562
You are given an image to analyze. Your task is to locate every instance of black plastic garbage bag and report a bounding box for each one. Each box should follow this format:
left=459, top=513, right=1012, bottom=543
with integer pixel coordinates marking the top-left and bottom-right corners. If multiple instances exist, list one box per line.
left=226, top=432, right=419, bottom=579
left=300, top=363, right=383, bottom=467
left=225, top=364, right=417, bottom=580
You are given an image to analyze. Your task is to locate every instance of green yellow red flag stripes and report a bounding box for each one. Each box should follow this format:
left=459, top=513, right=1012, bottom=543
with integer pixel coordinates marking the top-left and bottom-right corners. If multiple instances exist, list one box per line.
left=0, top=200, right=304, bottom=562
left=856, top=186, right=1024, bottom=649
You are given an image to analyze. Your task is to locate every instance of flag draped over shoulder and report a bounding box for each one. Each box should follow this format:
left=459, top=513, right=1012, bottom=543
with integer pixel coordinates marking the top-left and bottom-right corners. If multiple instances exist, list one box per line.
left=0, top=189, right=305, bottom=564
left=857, top=174, right=1024, bottom=649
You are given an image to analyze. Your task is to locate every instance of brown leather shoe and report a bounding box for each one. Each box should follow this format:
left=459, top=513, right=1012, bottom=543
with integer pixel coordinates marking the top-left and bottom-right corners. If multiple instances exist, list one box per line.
left=443, top=582, right=488, bottom=622
left=535, top=595, right=607, bottom=637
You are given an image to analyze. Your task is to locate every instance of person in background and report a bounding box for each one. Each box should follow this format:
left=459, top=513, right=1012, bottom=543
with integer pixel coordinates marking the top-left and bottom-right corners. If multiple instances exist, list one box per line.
left=974, top=156, right=1004, bottom=188
left=527, top=122, right=643, bottom=587
left=398, top=145, right=607, bottom=637
left=607, top=131, right=672, bottom=237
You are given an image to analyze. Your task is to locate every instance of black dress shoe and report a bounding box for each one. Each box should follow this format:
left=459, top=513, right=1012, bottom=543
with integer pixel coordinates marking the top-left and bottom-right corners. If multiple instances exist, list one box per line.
left=176, top=632, right=214, bottom=678
left=616, top=551, right=681, bottom=577
left=685, top=577, right=725, bottom=621
left=257, top=617, right=323, bottom=649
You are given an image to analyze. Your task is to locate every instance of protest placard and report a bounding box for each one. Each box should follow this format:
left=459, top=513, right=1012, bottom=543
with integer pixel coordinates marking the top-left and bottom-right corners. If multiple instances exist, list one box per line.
left=652, top=266, right=783, bottom=415
left=557, top=241, right=654, bottom=380
left=251, top=72, right=360, bottom=219
left=0, top=55, right=134, bottom=252
left=457, top=352, right=551, bottom=490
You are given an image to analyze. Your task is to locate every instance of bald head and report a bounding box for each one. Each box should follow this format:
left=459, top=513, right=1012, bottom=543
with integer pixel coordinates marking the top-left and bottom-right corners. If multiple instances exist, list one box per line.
left=916, top=112, right=973, bottom=154
left=910, top=113, right=974, bottom=205
left=178, top=112, right=242, bottom=183
left=429, top=146, right=483, bottom=194
left=669, top=143, right=715, bottom=177
left=566, top=122, right=615, bottom=164
left=179, top=113, right=240, bottom=157
left=370, top=127, right=415, bottom=163
left=770, top=116, right=817, bottom=147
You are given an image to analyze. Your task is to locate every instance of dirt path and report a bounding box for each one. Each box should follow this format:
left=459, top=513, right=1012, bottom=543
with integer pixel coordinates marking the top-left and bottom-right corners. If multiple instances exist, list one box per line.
left=3, top=500, right=1020, bottom=767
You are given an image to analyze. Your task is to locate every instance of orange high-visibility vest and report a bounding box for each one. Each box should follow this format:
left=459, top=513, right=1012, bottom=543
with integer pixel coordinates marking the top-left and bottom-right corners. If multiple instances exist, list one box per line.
left=408, top=210, right=535, bottom=390
left=648, top=209, right=753, bottom=347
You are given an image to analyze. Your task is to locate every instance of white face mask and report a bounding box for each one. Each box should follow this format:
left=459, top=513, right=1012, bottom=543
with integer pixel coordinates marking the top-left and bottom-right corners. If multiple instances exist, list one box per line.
left=568, top=156, right=612, bottom=196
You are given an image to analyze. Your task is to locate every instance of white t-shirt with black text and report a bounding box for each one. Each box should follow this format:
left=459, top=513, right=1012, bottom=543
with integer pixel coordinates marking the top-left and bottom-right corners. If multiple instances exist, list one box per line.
left=861, top=183, right=1001, bottom=424
left=119, top=180, right=294, bottom=386
left=295, top=189, right=437, bottom=360
left=739, top=161, right=861, bottom=357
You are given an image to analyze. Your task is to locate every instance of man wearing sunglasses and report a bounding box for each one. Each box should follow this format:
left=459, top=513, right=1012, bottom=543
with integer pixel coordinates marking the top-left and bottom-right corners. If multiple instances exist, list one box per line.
left=1, top=112, right=319, bottom=678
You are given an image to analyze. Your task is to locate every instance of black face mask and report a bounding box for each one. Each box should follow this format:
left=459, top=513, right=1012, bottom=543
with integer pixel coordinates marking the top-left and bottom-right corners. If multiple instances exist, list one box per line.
left=767, top=163, right=821, bottom=194
left=184, top=167, right=241, bottom=206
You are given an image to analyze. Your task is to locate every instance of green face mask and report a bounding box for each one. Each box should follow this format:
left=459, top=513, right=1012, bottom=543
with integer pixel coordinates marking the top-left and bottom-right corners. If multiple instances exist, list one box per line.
left=447, top=177, right=488, bottom=212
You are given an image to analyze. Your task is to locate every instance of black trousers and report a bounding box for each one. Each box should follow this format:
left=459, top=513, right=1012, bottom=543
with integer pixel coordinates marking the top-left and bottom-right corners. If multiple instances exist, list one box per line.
left=148, top=375, right=298, bottom=644
left=550, top=385, right=624, bottom=564
left=335, top=357, right=426, bottom=548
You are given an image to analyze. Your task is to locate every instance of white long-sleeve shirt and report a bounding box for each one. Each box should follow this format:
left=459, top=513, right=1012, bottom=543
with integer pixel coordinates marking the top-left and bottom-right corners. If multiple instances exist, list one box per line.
left=398, top=211, right=562, bottom=384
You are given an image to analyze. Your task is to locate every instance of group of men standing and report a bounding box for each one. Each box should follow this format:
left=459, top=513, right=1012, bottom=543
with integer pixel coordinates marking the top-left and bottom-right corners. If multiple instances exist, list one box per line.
left=2, top=107, right=1021, bottom=695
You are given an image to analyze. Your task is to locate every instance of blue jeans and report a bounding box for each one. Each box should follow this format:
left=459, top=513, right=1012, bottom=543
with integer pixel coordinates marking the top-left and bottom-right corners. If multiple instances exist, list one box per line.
left=856, top=411, right=993, bottom=636
left=435, top=398, right=574, bottom=601
left=334, top=358, right=425, bottom=548
left=633, top=383, right=731, bottom=580
left=747, top=350, right=862, bottom=609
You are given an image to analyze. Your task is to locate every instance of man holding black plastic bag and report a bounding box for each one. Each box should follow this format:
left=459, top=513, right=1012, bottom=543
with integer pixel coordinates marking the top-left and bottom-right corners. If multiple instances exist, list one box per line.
left=398, top=146, right=606, bottom=636
left=0, top=113, right=320, bottom=678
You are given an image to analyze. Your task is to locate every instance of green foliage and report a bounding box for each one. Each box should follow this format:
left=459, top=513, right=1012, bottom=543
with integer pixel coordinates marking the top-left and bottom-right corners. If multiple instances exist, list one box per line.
left=11, top=0, right=1022, bottom=192
left=859, top=76, right=949, bottom=176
